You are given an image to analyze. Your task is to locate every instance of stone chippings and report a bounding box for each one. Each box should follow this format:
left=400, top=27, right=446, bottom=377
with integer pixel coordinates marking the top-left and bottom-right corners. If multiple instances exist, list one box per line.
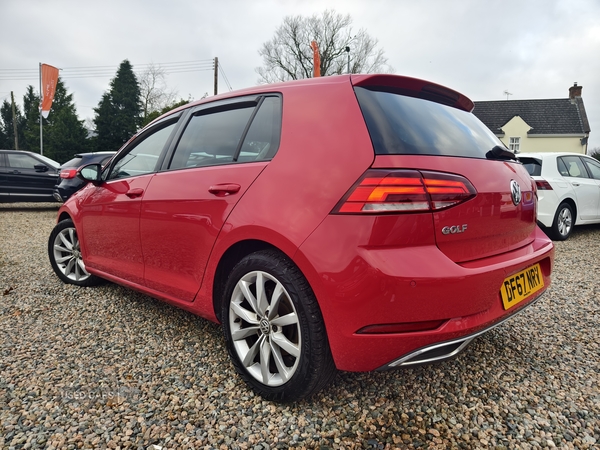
left=0, top=203, right=599, bottom=450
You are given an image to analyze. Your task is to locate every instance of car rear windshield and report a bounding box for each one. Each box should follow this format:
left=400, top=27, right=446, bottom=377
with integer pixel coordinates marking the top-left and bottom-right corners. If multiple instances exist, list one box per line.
left=354, top=86, right=503, bottom=158
left=61, top=157, right=83, bottom=168
left=518, top=157, right=542, bottom=176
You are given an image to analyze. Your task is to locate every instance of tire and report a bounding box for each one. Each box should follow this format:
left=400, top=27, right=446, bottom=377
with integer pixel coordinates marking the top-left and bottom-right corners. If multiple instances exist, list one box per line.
left=549, top=202, right=574, bottom=241
left=221, top=250, right=336, bottom=402
left=48, top=219, right=102, bottom=286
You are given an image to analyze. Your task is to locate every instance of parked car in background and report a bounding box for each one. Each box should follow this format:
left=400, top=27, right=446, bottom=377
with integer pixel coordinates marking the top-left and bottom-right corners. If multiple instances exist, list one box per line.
left=48, top=74, right=554, bottom=401
left=0, top=149, right=60, bottom=202
left=53, top=152, right=116, bottom=202
left=518, top=152, right=600, bottom=240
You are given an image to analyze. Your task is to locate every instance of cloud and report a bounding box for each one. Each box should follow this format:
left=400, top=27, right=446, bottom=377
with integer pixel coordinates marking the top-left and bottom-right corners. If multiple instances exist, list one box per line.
left=1, top=0, right=598, bottom=148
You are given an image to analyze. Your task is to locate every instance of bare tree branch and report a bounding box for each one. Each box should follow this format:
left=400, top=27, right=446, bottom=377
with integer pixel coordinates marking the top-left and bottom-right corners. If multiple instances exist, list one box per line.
left=139, top=63, right=178, bottom=119
left=256, top=10, right=393, bottom=83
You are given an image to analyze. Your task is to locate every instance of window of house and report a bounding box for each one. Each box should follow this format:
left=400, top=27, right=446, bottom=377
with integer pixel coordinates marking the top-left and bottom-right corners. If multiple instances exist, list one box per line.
left=509, top=137, right=520, bottom=153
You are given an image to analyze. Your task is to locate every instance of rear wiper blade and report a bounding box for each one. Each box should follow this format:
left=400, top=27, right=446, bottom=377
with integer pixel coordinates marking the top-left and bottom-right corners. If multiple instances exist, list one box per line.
left=486, top=145, right=517, bottom=161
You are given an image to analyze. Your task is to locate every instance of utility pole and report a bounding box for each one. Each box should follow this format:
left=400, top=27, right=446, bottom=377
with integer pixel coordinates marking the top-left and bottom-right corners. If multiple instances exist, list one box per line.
left=345, top=46, right=350, bottom=74
left=11, top=91, right=19, bottom=150
left=214, top=57, right=218, bottom=96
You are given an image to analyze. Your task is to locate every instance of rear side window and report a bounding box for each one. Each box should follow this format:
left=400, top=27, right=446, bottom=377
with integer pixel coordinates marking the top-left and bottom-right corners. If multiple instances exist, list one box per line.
left=518, top=157, right=542, bottom=176
left=169, top=95, right=282, bottom=170
left=559, top=156, right=589, bottom=178
left=355, top=87, right=503, bottom=158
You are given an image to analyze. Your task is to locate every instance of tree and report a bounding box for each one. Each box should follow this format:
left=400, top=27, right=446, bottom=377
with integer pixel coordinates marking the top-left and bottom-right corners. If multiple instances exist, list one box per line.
left=93, top=59, right=142, bottom=152
left=0, top=99, right=25, bottom=150
left=139, top=63, right=178, bottom=124
left=22, top=85, right=42, bottom=153
left=141, top=97, right=191, bottom=128
left=256, top=10, right=392, bottom=83
left=20, top=80, right=90, bottom=162
left=590, top=147, right=600, bottom=162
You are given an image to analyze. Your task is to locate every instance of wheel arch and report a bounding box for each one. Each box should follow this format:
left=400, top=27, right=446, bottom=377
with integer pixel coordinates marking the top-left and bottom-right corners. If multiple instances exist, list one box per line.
left=558, top=197, right=577, bottom=225
left=212, top=239, right=288, bottom=322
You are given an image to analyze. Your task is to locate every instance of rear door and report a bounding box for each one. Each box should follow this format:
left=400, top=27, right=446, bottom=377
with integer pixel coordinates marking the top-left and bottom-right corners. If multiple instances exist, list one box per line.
left=140, top=95, right=282, bottom=301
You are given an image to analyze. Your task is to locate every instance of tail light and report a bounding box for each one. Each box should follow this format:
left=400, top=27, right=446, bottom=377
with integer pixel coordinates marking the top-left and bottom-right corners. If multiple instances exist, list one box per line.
left=535, top=180, right=553, bottom=190
left=334, top=169, right=476, bottom=214
left=60, top=169, right=78, bottom=179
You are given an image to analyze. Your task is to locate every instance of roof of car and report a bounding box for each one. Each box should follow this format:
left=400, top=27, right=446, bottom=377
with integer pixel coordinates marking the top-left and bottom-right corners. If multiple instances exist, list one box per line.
left=152, top=74, right=474, bottom=128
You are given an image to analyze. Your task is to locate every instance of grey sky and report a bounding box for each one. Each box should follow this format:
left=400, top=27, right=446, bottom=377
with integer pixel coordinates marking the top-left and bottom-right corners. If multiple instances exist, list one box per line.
left=1, top=0, right=599, bottom=150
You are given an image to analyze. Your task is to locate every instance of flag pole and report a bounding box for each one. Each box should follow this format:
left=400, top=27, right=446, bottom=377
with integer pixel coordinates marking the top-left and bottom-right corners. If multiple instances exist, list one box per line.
left=39, top=62, right=43, bottom=156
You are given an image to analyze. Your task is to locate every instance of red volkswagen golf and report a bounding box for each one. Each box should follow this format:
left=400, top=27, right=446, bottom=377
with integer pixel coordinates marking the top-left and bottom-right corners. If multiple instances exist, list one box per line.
left=49, top=74, right=554, bottom=401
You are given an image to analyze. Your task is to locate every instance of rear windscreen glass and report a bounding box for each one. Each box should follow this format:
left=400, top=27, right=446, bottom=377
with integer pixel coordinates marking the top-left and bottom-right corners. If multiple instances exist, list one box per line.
left=354, top=87, right=503, bottom=158
left=518, top=158, right=542, bottom=176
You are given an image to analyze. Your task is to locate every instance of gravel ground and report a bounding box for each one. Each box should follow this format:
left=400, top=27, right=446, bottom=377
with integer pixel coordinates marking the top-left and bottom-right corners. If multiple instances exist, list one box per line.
left=0, top=203, right=599, bottom=450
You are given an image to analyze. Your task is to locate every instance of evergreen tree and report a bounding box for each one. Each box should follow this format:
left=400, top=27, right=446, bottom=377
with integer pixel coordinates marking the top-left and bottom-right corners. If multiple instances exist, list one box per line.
left=42, top=79, right=90, bottom=162
left=19, top=80, right=90, bottom=162
left=22, top=85, right=42, bottom=153
left=0, top=100, right=25, bottom=150
left=0, top=115, right=8, bottom=148
left=93, top=60, right=142, bottom=152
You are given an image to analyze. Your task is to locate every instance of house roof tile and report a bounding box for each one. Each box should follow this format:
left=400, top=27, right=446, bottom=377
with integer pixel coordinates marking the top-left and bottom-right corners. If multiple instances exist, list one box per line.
left=473, top=98, right=590, bottom=135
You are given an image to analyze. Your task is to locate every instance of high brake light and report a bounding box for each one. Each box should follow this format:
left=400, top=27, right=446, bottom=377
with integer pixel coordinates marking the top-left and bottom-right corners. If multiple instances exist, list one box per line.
left=334, top=169, right=476, bottom=214
left=60, top=169, right=78, bottom=179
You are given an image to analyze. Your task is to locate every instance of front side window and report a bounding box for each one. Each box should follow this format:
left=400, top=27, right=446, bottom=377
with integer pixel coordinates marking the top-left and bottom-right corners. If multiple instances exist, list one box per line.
left=108, top=122, right=176, bottom=180
left=509, top=137, right=520, bottom=153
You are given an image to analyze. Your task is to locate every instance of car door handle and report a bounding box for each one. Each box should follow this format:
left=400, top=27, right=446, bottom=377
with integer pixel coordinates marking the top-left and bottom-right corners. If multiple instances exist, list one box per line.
left=208, top=184, right=241, bottom=196
left=126, top=188, right=144, bottom=198
left=571, top=182, right=580, bottom=187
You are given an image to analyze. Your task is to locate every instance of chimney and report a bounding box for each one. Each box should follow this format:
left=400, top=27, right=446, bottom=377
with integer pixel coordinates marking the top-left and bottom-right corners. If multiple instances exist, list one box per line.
left=569, top=82, right=582, bottom=99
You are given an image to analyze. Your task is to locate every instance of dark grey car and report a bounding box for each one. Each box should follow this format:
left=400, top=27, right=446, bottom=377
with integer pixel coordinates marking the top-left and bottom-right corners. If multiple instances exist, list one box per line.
left=0, top=150, right=60, bottom=203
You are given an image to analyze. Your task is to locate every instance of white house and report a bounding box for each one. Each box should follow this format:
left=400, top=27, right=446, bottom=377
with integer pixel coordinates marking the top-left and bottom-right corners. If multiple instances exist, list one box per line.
left=473, top=83, right=591, bottom=154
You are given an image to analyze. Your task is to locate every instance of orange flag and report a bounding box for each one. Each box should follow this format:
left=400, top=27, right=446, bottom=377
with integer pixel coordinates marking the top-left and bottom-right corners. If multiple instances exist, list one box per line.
left=310, top=41, right=320, bottom=78
left=41, top=64, right=60, bottom=118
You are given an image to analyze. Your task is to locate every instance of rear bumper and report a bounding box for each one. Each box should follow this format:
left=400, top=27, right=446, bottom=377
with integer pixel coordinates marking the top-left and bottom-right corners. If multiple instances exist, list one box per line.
left=378, top=291, right=544, bottom=370
left=296, top=217, right=554, bottom=372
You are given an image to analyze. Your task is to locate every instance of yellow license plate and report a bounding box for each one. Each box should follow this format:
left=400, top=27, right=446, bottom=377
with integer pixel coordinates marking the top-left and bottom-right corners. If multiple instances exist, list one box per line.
left=500, top=263, right=544, bottom=310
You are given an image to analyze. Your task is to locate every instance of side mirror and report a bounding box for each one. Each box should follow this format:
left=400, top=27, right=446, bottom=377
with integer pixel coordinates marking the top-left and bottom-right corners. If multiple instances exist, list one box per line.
left=78, top=163, right=102, bottom=184
left=34, top=164, right=49, bottom=172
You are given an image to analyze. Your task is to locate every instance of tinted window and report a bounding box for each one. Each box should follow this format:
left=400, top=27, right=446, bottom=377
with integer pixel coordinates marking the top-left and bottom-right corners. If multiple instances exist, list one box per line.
left=518, top=157, right=542, bottom=176
left=7, top=153, right=39, bottom=169
left=108, top=122, right=176, bottom=180
left=170, top=106, right=254, bottom=170
left=560, top=156, right=589, bottom=178
left=62, top=157, right=84, bottom=168
left=355, top=87, right=503, bottom=158
left=237, top=96, right=282, bottom=162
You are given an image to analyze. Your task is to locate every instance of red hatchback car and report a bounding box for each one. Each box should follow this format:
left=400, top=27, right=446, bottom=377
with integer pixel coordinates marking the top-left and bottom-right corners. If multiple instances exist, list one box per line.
left=49, top=74, right=554, bottom=401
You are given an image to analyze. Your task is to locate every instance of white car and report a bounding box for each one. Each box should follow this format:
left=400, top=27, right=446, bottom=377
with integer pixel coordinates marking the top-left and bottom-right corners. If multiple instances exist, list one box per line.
left=518, top=152, right=600, bottom=240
